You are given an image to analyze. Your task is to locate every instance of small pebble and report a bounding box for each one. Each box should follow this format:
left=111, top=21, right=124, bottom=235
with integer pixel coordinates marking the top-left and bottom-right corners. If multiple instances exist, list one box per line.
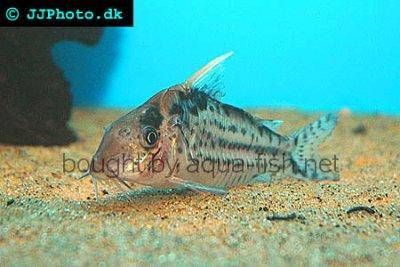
left=6, top=199, right=15, bottom=206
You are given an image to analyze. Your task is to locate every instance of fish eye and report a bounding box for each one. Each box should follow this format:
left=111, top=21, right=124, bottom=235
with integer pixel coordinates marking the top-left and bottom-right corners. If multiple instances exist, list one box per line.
left=142, top=126, right=159, bottom=147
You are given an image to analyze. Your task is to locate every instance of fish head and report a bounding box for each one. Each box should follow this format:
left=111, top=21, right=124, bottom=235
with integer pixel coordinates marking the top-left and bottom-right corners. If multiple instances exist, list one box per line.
left=90, top=87, right=183, bottom=185
left=89, top=51, right=235, bottom=186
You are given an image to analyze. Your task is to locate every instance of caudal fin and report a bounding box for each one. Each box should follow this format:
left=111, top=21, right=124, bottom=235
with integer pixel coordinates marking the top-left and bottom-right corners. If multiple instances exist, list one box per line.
left=290, top=113, right=339, bottom=181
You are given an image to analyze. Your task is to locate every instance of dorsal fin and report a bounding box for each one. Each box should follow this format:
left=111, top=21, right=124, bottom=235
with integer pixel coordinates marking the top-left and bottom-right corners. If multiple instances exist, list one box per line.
left=184, top=51, right=233, bottom=91
left=254, top=117, right=284, bottom=132
left=261, top=120, right=283, bottom=131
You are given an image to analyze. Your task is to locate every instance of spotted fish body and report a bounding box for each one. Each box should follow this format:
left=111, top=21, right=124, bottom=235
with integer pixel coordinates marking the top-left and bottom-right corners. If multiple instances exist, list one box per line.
left=162, top=88, right=338, bottom=191
left=171, top=89, right=290, bottom=187
left=88, top=52, right=339, bottom=196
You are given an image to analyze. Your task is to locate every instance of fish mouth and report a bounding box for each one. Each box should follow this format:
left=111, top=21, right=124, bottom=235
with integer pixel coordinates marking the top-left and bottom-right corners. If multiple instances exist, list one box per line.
left=89, top=152, right=134, bottom=181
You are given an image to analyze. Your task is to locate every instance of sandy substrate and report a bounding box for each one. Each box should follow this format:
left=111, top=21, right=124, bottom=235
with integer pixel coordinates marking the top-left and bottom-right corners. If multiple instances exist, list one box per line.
left=0, top=108, right=399, bottom=266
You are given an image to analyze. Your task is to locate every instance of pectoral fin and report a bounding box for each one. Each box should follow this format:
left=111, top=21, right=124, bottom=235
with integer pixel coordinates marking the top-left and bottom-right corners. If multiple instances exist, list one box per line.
left=252, top=174, right=272, bottom=184
left=169, top=177, right=228, bottom=195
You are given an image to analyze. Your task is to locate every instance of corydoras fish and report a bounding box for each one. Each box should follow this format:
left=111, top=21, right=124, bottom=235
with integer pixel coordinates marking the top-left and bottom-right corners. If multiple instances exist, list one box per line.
left=82, top=52, right=339, bottom=198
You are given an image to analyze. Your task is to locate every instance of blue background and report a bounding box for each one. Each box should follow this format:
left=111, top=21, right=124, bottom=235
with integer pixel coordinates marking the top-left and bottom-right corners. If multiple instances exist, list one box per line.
left=52, top=1, right=400, bottom=114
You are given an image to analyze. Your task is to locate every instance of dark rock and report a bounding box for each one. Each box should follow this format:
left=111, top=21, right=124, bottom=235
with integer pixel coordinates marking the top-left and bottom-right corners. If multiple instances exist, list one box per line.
left=0, top=28, right=103, bottom=146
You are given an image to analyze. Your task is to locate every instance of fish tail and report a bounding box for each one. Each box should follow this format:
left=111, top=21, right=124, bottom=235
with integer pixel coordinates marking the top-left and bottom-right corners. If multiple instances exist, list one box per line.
left=289, top=113, right=340, bottom=181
